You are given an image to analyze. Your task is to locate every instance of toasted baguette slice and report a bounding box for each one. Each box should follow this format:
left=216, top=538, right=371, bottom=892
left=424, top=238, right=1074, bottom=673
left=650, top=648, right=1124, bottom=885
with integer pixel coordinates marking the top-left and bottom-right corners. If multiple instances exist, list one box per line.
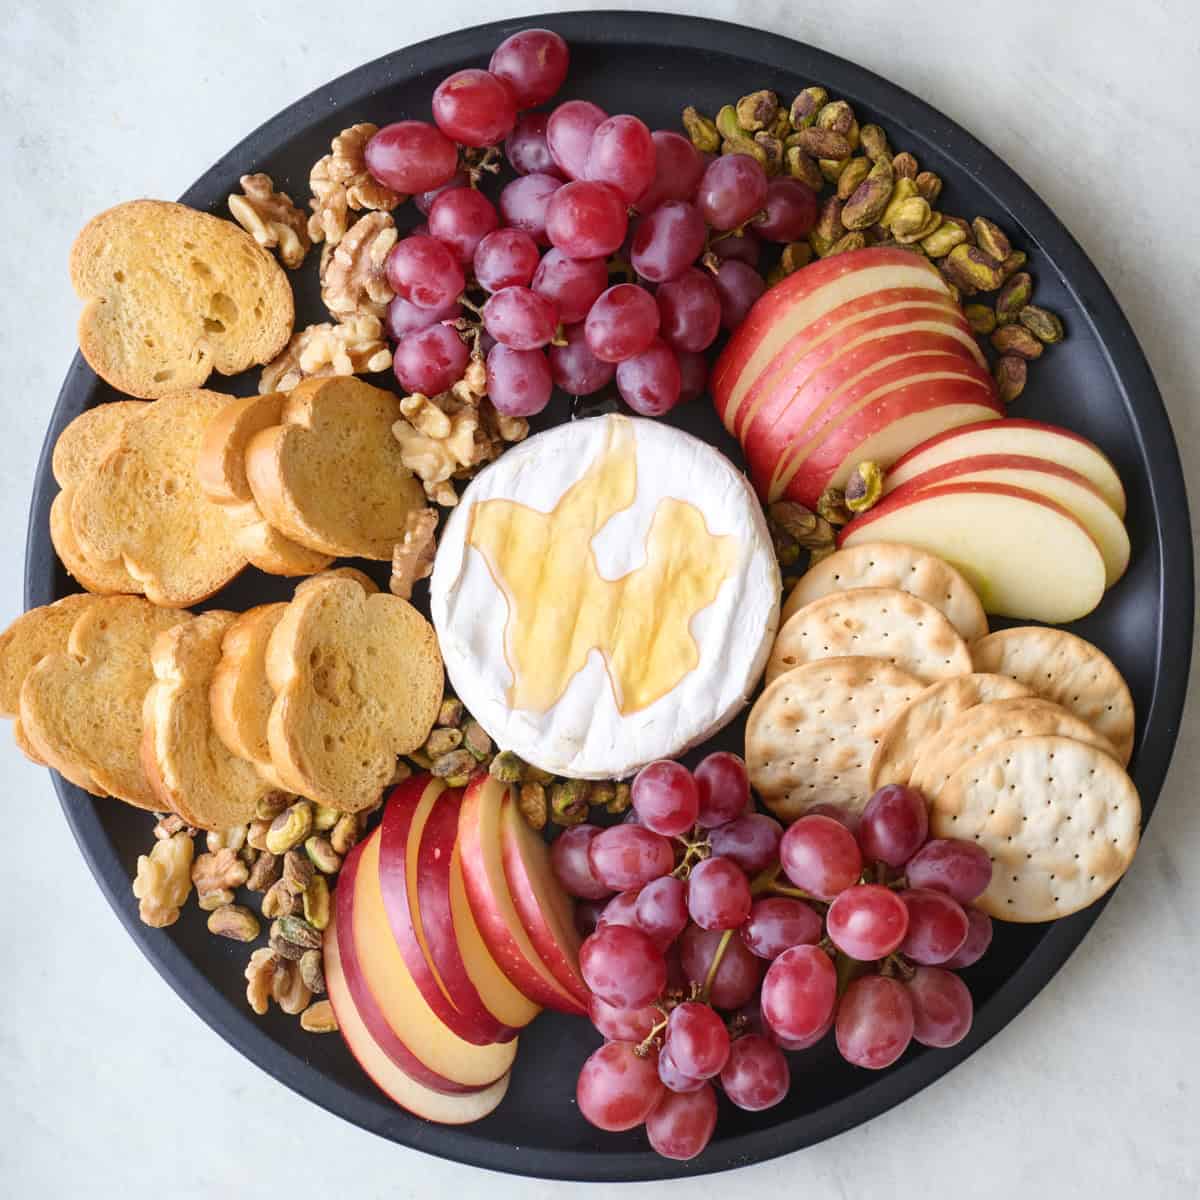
left=142, top=611, right=274, bottom=829
left=198, top=393, right=334, bottom=576
left=51, top=490, right=140, bottom=594
left=245, top=377, right=426, bottom=560
left=52, top=402, right=148, bottom=487
left=70, top=391, right=248, bottom=607
left=71, top=200, right=294, bottom=399
left=266, top=577, right=442, bottom=810
left=19, top=597, right=190, bottom=807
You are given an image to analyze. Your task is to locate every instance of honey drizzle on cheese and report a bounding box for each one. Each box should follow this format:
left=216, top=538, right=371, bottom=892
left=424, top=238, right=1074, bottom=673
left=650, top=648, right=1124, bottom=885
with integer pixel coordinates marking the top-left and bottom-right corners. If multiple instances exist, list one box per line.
left=466, top=416, right=740, bottom=715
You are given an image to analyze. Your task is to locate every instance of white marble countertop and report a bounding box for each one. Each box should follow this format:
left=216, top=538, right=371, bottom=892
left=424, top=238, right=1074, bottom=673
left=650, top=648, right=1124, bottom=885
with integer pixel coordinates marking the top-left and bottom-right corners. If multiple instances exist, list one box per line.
left=2, top=2, right=1197, bottom=1196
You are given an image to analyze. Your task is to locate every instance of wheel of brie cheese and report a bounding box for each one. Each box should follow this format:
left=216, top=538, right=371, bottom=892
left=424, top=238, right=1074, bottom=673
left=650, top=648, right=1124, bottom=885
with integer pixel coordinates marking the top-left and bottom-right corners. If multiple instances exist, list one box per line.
left=431, top=414, right=780, bottom=779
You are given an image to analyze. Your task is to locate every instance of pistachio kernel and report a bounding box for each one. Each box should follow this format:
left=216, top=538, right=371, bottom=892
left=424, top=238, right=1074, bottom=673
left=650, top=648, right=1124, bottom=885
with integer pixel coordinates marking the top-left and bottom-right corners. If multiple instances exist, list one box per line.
left=892, top=151, right=919, bottom=179
left=282, top=849, right=315, bottom=895
left=304, top=834, right=342, bottom=875
left=997, top=250, right=1028, bottom=284
left=303, top=876, right=331, bottom=932
left=517, top=782, right=548, bottom=831
left=424, top=726, right=463, bottom=758
left=775, top=541, right=801, bottom=566
left=436, top=697, right=465, bottom=727
left=996, top=271, right=1033, bottom=323
left=819, top=157, right=851, bottom=184
left=255, top=791, right=291, bottom=822
left=753, top=131, right=784, bottom=175
left=943, top=243, right=1005, bottom=292
left=431, top=748, right=477, bottom=779
left=827, top=232, right=867, bottom=257
left=262, top=878, right=299, bottom=919
left=817, top=487, right=852, bottom=526
left=735, top=89, right=779, bottom=132
left=329, top=813, right=361, bottom=856
left=971, top=217, right=1011, bottom=263
left=272, top=914, right=322, bottom=955
left=197, top=887, right=236, bottom=912
left=836, top=156, right=872, bottom=201
left=879, top=177, right=918, bottom=228
left=859, top=124, right=891, bottom=162
left=991, top=323, right=1044, bottom=359
left=208, top=904, right=261, bottom=943
left=964, top=303, right=998, bottom=335
left=721, top=135, right=768, bottom=168
left=919, top=219, right=969, bottom=258
left=312, top=804, right=340, bottom=832
left=889, top=196, right=933, bottom=238
left=914, top=171, right=943, bottom=204
left=842, top=158, right=895, bottom=230
left=682, top=106, right=720, bottom=153
left=768, top=108, right=792, bottom=141
left=844, top=461, right=884, bottom=513
left=245, top=850, right=280, bottom=893
left=993, top=355, right=1028, bottom=404
left=1019, top=304, right=1065, bottom=344
left=265, top=800, right=314, bottom=855
left=715, top=104, right=742, bottom=142
left=299, top=949, right=326, bottom=996
left=489, top=750, right=526, bottom=783
left=608, top=782, right=633, bottom=816
left=462, top=720, right=493, bottom=760
left=790, top=127, right=852, bottom=162
left=246, top=818, right=272, bottom=852
left=551, top=779, right=591, bottom=826
left=789, top=86, right=828, bottom=130
left=780, top=241, right=813, bottom=274
left=816, top=100, right=859, bottom=148
left=784, top=146, right=824, bottom=191
left=590, top=781, right=616, bottom=810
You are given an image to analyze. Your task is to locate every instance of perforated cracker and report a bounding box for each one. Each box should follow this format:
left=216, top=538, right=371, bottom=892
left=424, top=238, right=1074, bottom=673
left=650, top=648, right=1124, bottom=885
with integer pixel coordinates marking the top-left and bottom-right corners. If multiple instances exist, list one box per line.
left=931, top=734, right=1140, bottom=921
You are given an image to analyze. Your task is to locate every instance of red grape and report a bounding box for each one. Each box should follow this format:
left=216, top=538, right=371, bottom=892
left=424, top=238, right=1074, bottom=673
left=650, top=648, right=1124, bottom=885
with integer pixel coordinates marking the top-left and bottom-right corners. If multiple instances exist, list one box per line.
left=687, top=857, right=752, bottom=931
left=680, top=923, right=764, bottom=1009
left=907, top=965, right=973, bottom=1048
left=598, top=888, right=641, bottom=930
left=754, top=178, right=819, bottom=242
left=432, top=68, right=516, bottom=147
left=656, top=267, right=721, bottom=353
left=384, top=294, right=459, bottom=341
left=585, top=284, right=660, bottom=362
left=588, top=825, right=675, bottom=891
left=504, top=112, right=562, bottom=178
left=489, top=28, right=570, bottom=109
left=631, top=761, right=699, bottom=835
left=697, top=154, right=768, bottom=230
left=414, top=168, right=469, bottom=216
left=636, top=875, right=689, bottom=949
left=826, top=884, right=909, bottom=960
left=720, top=1034, right=789, bottom=1111
left=547, top=322, right=616, bottom=395
left=532, top=250, right=609, bottom=324
left=630, top=201, right=707, bottom=283
left=713, top=259, right=766, bottom=331
left=645, top=1083, right=718, bottom=1160
left=498, top=172, right=563, bottom=245
left=761, top=944, right=837, bottom=1043
left=806, top=802, right=861, bottom=835
left=944, top=907, right=993, bottom=969
left=665, top=1002, right=730, bottom=1079
left=693, top=751, right=749, bottom=828
left=365, top=121, right=458, bottom=194
left=547, top=99, right=608, bottom=180
left=616, top=341, right=681, bottom=415
left=473, top=227, right=541, bottom=292
left=392, top=323, right=469, bottom=394
left=576, top=1041, right=665, bottom=1131
left=707, top=813, right=782, bottom=874
left=546, top=180, right=628, bottom=258
left=485, top=343, right=553, bottom=416
left=740, top=897, right=823, bottom=959
left=588, top=994, right=660, bottom=1043
left=710, top=228, right=760, bottom=266
left=779, top=814, right=864, bottom=900
left=858, top=785, right=929, bottom=868
left=580, top=924, right=666, bottom=1008
left=899, top=889, right=969, bottom=965
left=482, top=286, right=559, bottom=350
left=774, top=1010, right=834, bottom=1051
left=835, top=975, right=915, bottom=1069
left=385, top=235, right=465, bottom=310
left=657, top=1046, right=706, bottom=1094
left=905, top=838, right=993, bottom=904
left=586, top=114, right=657, bottom=204
left=427, top=187, right=499, bottom=264
left=550, top=824, right=613, bottom=900
left=636, top=131, right=706, bottom=213
left=676, top=350, right=709, bottom=403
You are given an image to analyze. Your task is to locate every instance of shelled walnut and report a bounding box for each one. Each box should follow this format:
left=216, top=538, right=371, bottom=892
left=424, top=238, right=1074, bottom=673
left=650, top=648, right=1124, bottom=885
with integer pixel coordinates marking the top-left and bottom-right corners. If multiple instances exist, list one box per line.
left=319, top=211, right=397, bottom=321
left=390, top=508, right=439, bottom=600
left=259, top=316, right=391, bottom=394
left=228, top=174, right=311, bottom=269
left=308, top=123, right=404, bottom=248
left=132, top=830, right=194, bottom=928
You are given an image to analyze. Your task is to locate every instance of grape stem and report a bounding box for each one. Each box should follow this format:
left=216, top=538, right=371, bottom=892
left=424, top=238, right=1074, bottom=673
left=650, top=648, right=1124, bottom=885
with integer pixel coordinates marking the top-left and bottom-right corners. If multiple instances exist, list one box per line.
left=634, top=1014, right=670, bottom=1057
left=606, top=255, right=636, bottom=284
left=463, top=145, right=502, bottom=187
left=670, top=827, right=712, bottom=880
left=879, top=953, right=916, bottom=982
left=749, top=863, right=823, bottom=906
left=700, top=929, right=734, bottom=1003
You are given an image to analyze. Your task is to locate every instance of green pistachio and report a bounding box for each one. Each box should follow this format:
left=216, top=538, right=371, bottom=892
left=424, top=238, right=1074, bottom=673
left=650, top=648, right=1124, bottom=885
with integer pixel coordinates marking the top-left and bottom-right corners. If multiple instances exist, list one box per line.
left=735, top=89, right=779, bottom=132
left=788, top=86, right=828, bottom=130
left=1018, top=304, right=1064, bottom=344
left=991, top=323, right=1044, bottom=359
left=993, top=355, right=1028, bottom=404
left=963, top=303, right=998, bottom=335
left=836, top=156, right=872, bottom=201
left=682, top=106, right=720, bottom=153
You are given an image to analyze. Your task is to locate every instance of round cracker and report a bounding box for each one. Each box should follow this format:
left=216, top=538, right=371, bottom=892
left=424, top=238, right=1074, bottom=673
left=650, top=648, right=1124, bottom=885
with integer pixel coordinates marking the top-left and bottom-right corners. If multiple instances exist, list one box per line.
left=767, top=587, right=973, bottom=686
left=868, top=672, right=1035, bottom=791
left=781, top=542, right=988, bottom=642
left=746, top=656, right=922, bottom=821
left=909, top=697, right=1119, bottom=800
left=930, top=734, right=1140, bottom=922
left=970, top=627, right=1134, bottom=764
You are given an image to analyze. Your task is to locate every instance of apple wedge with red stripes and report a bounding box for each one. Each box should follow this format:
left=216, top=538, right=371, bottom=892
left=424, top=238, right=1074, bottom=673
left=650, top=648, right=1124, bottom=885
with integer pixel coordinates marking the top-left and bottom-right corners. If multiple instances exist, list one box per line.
left=839, top=481, right=1107, bottom=623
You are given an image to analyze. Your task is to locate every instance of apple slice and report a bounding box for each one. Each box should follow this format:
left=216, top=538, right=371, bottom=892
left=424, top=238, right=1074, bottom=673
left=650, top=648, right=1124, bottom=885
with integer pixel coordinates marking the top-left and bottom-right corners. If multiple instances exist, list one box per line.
left=377, top=776, right=516, bottom=1045
left=883, top=418, right=1126, bottom=517
left=458, top=773, right=588, bottom=1015
left=497, top=790, right=590, bottom=1007
left=346, top=831, right=519, bottom=1088
left=839, top=481, right=1107, bottom=623
left=892, top=454, right=1130, bottom=585
left=324, top=918, right=512, bottom=1123
left=713, top=249, right=952, bottom=427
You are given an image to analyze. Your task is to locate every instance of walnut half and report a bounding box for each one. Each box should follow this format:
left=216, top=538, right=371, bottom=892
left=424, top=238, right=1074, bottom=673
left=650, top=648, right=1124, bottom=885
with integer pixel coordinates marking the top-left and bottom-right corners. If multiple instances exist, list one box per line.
left=390, top=508, right=438, bottom=600
left=132, top=831, right=195, bottom=928
left=308, top=123, right=404, bottom=248
left=320, top=211, right=396, bottom=322
left=228, top=173, right=311, bottom=269
left=259, top=315, right=391, bottom=394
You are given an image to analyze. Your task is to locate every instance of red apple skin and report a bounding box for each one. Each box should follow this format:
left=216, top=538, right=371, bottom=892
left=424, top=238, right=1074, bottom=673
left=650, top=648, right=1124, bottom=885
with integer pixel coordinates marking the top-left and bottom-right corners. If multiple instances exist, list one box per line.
left=742, top=336, right=989, bottom=491
left=323, top=919, right=512, bottom=1123
left=334, top=837, right=480, bottom=1094
left=774, top=380, right=1003, bottom=506
left=458, top=773, right=588, bottom=1014
left=882, top=418, right=1127, bottom=517
left=497, top=793, right=590, bottom=1007
left=712, top=247, right=946, bottom=411
left=414, top=789, right=522, bottom=1041
left=730, top=292, right=971, bottom=441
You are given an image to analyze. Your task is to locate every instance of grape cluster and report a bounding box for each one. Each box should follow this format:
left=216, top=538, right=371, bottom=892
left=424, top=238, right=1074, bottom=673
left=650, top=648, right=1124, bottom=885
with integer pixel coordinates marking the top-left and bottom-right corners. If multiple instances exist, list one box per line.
left=554, top=760, right=994, bottom=1161
left=360, top=28, right=819, bottom=422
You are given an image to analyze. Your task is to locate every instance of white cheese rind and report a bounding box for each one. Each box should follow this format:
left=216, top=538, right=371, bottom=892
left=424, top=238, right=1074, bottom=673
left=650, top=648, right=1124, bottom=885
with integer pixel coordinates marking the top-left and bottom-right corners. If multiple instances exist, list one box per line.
left=431, top=416, right=780, bottom=779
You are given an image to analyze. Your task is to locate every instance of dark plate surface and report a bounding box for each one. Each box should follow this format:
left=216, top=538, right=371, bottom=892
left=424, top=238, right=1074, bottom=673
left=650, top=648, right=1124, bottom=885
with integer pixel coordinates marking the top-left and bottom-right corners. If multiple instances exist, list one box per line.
left=26, top=11, right=1192, bottom=1182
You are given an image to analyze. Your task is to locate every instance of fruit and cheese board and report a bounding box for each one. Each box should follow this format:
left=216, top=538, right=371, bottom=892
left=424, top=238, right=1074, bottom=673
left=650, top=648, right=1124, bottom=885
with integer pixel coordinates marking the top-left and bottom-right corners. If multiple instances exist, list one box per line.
left=18, top=11, right=1192, bottom=1183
